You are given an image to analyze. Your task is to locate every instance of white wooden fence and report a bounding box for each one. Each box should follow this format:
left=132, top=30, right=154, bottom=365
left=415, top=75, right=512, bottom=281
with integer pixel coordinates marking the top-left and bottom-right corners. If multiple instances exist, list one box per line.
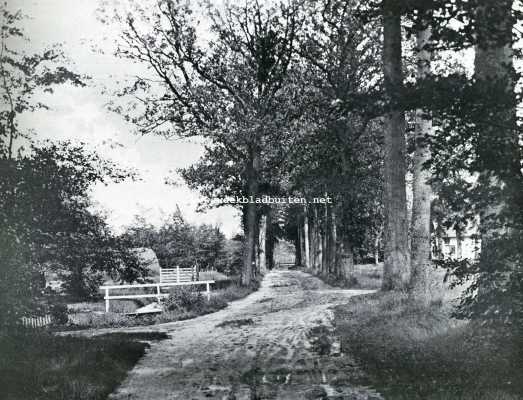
left=100, top=267, right=214, bottom=312
left=160, top=266, right=197, bottom=283
left=21, top=315, right=52, bottom=328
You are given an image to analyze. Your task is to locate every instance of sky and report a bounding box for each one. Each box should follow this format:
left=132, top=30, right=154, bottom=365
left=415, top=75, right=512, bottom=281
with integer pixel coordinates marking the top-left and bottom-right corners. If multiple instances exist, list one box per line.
left=13, top=0, right=241, bottom=237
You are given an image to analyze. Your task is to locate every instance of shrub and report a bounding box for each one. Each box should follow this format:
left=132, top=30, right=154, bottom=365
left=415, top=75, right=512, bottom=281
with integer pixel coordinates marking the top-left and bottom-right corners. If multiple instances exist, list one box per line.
left=164, top=286, right=204, bottom=312
left=50, top=304, right=69, bottom=325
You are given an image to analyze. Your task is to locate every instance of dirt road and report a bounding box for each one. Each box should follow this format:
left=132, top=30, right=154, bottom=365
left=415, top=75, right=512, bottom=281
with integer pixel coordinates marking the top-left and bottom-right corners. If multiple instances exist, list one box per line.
left=110, top=270, right=383, bottom=400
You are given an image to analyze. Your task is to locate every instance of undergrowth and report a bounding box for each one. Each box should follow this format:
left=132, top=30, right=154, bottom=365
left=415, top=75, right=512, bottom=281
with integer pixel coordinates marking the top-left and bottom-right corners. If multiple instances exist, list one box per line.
left=333, top=292, right=523, bottom=400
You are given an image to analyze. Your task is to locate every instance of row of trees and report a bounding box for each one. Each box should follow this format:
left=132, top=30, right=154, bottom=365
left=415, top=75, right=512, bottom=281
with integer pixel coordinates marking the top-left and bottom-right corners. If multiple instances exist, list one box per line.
left=377, top=0, right=522, bottom=322
left=112, top=0, right=522, bottom=326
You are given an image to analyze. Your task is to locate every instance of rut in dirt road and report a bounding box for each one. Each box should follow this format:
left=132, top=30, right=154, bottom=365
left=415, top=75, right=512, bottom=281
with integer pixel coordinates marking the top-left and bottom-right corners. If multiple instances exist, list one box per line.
left=110, top=270, right=383, bottom=400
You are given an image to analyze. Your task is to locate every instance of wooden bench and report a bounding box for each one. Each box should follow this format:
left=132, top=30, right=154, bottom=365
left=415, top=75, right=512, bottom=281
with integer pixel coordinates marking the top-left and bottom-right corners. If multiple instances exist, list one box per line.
left=100, top=266, right=214, bottom=313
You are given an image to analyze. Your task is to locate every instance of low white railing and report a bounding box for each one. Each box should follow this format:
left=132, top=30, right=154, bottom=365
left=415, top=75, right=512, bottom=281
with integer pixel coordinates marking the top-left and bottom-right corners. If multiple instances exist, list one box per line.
left=99, top=280, right=215, bottom=313
left=21, top=314, right=52, bottom=328
left=160, top=266, right=196, bottom=283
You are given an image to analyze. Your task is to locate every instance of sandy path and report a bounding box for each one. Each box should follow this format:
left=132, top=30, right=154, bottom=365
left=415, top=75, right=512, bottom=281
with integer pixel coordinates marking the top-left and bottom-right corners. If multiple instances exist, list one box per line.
left=109, top=270, right=383, bottom=400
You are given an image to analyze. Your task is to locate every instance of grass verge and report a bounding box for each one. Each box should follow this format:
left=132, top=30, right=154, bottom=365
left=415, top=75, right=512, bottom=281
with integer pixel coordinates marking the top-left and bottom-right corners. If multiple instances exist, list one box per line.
left=307, top=263, right=383, bottom=290
left=333, top=292, right=523, bottom=400
left=0, top=330, right=167, bottom=400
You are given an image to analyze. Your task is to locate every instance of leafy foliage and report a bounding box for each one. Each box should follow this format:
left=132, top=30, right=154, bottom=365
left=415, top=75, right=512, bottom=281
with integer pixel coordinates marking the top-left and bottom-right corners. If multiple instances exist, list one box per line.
left=0, top=142, right=141, bottom=329
left=0, top=4, right=85, bottom=159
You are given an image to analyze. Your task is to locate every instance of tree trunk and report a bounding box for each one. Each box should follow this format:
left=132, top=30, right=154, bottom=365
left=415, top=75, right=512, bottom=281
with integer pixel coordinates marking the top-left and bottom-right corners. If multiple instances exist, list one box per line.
left=374, top=224, right=383, bottom=265
left=315, top=208, right=322, bottom=273
left=309, top=206, right=317, bottom=273
left=241, top=154, right=259, bottom=286
left=303, top=205, right=310, bottom=269
left=300, top=221, right=306, bottom=267
left=326, top=204, right=337, bottom=276
left=474, top=0, right=516, bottom=250
left=254, top=221, right=260, bottom=277
left=326, top=204, right=332, bottom=274
left=321, top=203, right=328, bottom=274
left=321, top=231, right=326, bottom=274
left=314, top=208, right=324, bottom=273
left=330, top=206, right=338, bottom=276
left=295, top=222, right=302, bottom=267
left=409, top=18, right=435, bottom=306
left=266, top=208, right=275, bottom=270
left=382, top=1, right=410, bottom=291
left=259, top=214, right=267, bottom=275
left=342, top=236, right=354, bottom=281
left=473, top=1, right=520, bottom=301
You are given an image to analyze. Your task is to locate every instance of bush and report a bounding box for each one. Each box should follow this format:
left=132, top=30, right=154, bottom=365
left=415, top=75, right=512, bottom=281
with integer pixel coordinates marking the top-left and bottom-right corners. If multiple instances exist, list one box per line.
left=50, top=303, right=69, bottom=325
left=164, top=286, right=204, bottom=312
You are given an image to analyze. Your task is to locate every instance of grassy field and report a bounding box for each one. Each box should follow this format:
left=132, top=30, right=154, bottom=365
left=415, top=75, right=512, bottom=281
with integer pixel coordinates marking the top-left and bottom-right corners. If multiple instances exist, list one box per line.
left=0, top=330, right=167, bottom=400
left=333, top=292, right=523, bottom=400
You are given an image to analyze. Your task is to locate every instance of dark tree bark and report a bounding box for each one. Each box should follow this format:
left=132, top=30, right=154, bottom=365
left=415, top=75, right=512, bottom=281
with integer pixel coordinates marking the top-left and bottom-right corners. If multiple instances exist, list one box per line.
left=473, top=0, right=521, bottom=300
left=312, top=206, right=320, bottom=272
left=295, top=221, right=302, bottom=267
left=266, top=208, right=275, bottom=270
left=381, top=0, right=410, bottom=291
left=326, top=204, right=337, bottom=275
left=330, top=206, right=338, bottom=276
left=321, top=203, right=328, bottom=274
left=241, top=152, right=259, bottom=286
left=259, top=214, right=267, bottom=275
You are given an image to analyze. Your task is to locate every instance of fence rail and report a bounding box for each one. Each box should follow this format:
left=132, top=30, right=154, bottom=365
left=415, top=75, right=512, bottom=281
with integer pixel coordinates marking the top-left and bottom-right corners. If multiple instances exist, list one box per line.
left=99, top=280, right=215, bottom=313
left=160, top=266, right=197, bottom=283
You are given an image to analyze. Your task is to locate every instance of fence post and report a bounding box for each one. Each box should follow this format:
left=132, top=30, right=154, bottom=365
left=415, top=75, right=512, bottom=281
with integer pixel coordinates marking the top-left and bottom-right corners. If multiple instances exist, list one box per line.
left=206, top=282, right=210, bottom=301
left=177, top=266, right=180, bottom=283
left=156, top=284, right=161, bottom=303
left=105, top=288, right=110, bottom=313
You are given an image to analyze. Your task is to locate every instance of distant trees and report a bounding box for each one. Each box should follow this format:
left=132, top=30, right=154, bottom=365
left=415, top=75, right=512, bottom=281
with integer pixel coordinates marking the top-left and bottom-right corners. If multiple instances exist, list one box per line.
left=279, top=0, right=383, bottom=279
left=122, top=211, right=233, bottom=275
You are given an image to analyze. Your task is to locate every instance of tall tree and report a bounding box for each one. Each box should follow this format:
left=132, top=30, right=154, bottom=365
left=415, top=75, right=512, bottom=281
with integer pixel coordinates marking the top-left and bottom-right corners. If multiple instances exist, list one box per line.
left=470, top=0, right=522, bottom=322
left=381, top=0, right=410, bottom=290
left=422, top=0, right=523, bottom=325
left=112, top=0, right=304, bottom=285
left=409, top=5, right=436, bottom=305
